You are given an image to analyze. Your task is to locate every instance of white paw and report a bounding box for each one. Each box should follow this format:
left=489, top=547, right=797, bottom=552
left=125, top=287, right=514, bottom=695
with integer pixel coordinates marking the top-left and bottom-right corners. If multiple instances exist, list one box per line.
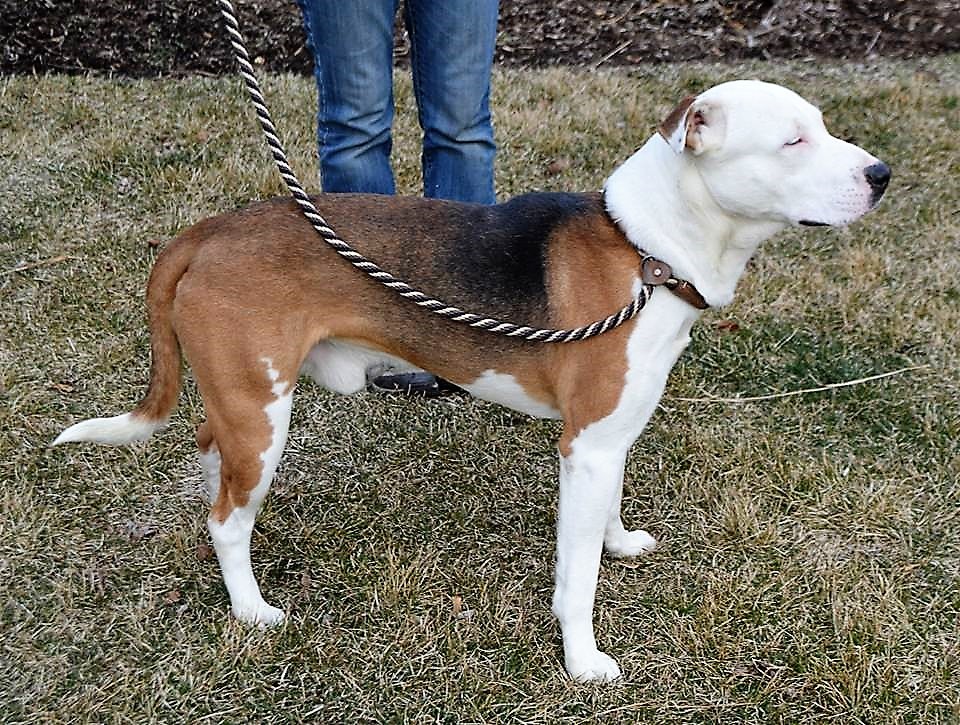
left=566, top=649, right=622, bottom=683
left=232, top=601, right=286, bottom=628
left=605, top=529, right=657, bottom=558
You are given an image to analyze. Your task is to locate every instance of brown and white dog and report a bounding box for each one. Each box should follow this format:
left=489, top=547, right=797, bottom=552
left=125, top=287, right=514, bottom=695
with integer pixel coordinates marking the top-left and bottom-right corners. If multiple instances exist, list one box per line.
left=55, top=80, right=890, bottom=681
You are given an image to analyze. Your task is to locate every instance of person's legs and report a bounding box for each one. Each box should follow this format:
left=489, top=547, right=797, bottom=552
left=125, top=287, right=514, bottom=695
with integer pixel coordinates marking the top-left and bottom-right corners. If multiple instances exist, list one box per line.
left=296, top=0, right=398, bottom=194
left=404, top=0, right=498, bottom=204
left=296, top=0, right=482, bottom=397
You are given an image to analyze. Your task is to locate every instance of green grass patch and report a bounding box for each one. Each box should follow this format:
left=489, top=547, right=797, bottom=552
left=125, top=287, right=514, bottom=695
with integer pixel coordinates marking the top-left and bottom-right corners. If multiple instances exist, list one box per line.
left=2, top=57, right=959, bottom=722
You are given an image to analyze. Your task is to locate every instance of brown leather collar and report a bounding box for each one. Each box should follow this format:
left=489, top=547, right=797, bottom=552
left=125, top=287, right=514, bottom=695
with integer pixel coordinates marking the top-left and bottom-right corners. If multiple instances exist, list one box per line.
left=601, top=192, right=709, bottom=310
left=640, top=255, right=710, bottom=310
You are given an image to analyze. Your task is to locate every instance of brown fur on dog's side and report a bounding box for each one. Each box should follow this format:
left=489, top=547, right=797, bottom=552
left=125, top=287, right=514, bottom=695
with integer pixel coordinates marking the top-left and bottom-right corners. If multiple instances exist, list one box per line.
left=135, top=192, right=641, bottom=478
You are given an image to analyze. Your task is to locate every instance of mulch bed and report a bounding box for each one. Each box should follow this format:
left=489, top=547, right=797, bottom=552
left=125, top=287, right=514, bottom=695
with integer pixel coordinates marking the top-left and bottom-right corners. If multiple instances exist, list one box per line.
left=2, top=0, right=958, bottom=76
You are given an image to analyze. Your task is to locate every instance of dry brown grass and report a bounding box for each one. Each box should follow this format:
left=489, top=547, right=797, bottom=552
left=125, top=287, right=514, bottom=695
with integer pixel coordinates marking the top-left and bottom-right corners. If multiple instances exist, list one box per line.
left=1, top=56, right=959, bottom=723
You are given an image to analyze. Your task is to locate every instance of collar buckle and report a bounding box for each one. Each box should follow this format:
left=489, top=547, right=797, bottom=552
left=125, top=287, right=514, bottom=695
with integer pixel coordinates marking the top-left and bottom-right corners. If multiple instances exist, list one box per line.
left=640, top=256, right=710, bottom=310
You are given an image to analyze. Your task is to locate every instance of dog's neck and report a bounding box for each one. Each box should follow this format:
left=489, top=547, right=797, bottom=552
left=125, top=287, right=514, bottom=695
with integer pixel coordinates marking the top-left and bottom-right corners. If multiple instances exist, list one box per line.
left=604, top=136, right=785, bottom=308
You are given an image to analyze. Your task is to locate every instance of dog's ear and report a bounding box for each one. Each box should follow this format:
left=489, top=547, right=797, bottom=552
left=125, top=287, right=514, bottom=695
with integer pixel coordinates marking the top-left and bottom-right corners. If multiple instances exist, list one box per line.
left=658, top=95, right=724, bottom=155
left=658, top=95, right=697, bottom=153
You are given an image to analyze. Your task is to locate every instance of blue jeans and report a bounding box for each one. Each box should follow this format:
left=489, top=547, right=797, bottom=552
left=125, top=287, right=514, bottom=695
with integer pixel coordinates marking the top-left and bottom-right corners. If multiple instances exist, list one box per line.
left=296, top=0, right=498, bottom=204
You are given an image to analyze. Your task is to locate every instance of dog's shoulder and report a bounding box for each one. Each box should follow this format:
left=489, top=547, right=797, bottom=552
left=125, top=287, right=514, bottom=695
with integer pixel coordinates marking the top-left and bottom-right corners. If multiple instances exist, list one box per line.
left=483, top=191, right=606, bottom=235
left=440, top=192, right=608, bottom=308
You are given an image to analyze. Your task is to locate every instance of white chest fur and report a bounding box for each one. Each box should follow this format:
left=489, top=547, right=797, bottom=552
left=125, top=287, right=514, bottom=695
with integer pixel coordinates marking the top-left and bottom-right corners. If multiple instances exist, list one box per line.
left=584, top=285, right=698, bottom=451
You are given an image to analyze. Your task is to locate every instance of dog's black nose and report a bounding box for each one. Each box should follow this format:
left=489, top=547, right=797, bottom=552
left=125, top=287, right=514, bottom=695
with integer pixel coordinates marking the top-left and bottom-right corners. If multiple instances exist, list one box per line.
left=864, top=162, right=891, bottom=193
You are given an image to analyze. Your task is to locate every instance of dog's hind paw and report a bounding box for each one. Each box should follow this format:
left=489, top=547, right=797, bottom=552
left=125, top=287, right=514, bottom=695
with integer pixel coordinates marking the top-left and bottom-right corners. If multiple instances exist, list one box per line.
left=566, top=649, right=622, bottom=683
left=232, top=600, right=286, bottom=628
left=604, top=528, right=657, bottom=558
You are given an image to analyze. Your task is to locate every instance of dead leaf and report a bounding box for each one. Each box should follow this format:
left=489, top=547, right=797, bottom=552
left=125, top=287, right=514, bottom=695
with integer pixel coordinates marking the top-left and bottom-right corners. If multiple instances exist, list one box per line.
left=714, top=319, right=741, bottom=333
left=195, top=543, right=214, bottom=561
left=163, top=589, right=181, bottom=605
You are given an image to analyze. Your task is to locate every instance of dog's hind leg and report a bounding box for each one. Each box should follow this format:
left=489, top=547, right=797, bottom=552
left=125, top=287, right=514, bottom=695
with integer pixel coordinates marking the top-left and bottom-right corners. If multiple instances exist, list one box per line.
left=201, top=357, right=294, bottom=627
left=196, top=421, right=221, bottom=503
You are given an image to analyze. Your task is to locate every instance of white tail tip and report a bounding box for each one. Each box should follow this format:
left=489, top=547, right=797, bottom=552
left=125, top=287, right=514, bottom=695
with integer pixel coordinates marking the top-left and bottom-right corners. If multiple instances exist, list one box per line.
left=53, top=412, right=164, bottom=446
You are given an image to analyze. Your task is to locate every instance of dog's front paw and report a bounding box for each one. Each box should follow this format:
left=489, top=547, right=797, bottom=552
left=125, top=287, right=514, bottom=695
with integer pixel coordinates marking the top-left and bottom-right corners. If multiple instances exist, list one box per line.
left=232, top=600, right=286, bottom=628
left=566, top=649, right=622, bottom=683
left=605, top=529, right=657, bottom=558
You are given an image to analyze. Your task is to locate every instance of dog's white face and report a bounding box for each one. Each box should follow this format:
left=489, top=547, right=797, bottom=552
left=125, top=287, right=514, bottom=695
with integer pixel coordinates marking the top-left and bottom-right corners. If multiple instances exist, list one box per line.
left=662, top=80, right=890, bottom=228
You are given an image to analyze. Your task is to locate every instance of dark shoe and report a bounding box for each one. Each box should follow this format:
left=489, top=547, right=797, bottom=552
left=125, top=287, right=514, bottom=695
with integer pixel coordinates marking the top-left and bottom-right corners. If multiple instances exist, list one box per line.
left=370, top=372, right=464, bottom=398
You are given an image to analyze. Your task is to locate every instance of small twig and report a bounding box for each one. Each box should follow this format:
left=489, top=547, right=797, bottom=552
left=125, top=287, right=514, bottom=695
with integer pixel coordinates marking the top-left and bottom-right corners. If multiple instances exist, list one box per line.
left=669, top=365, right=928, bottom=404
left=593, top=39, right=632, bottom=69
left=2, top=255, right=77, bottom=276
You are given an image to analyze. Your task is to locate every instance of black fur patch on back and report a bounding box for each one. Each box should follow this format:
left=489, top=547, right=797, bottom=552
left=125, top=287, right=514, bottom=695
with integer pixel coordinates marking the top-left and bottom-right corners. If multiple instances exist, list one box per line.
left=438, top=192, right=603, bottom=314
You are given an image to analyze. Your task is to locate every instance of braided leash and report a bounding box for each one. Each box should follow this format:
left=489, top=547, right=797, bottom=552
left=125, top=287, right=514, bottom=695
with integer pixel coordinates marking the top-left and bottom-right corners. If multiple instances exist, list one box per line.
left=217, top=0, right=652, bottom=342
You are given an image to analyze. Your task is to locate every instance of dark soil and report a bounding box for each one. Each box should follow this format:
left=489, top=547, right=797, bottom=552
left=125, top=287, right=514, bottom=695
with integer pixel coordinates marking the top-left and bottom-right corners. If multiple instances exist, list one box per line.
left=2, top=1, right=959, bottom=76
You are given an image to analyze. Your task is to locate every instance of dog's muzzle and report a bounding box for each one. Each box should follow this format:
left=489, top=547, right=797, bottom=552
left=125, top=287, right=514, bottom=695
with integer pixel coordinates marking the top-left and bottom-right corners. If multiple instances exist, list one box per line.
left=799, top=160, right=892, bottom=228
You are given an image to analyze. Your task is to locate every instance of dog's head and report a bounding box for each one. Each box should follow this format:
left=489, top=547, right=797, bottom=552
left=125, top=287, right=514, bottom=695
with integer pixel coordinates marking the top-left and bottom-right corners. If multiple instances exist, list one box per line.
left=658, top=80, right=890, bottom=228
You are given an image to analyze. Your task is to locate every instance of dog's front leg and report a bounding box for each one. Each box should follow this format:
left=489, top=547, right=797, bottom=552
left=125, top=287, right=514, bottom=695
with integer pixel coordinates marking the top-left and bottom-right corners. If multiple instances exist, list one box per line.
left=552, top=443, right=628, bottom=682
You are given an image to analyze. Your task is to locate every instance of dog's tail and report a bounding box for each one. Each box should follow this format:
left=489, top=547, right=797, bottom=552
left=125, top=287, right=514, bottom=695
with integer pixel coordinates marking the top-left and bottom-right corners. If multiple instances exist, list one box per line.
left=54, top=232, right=199, bottom=447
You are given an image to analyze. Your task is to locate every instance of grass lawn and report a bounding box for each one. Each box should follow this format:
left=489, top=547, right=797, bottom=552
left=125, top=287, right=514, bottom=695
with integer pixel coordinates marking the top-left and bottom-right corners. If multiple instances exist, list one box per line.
left=1, top=56, right=958, bottom=723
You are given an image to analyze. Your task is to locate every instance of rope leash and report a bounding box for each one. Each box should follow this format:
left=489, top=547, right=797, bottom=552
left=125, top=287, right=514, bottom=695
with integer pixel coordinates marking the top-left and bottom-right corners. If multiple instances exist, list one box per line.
left=216, top=0, right=652, bottom=343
